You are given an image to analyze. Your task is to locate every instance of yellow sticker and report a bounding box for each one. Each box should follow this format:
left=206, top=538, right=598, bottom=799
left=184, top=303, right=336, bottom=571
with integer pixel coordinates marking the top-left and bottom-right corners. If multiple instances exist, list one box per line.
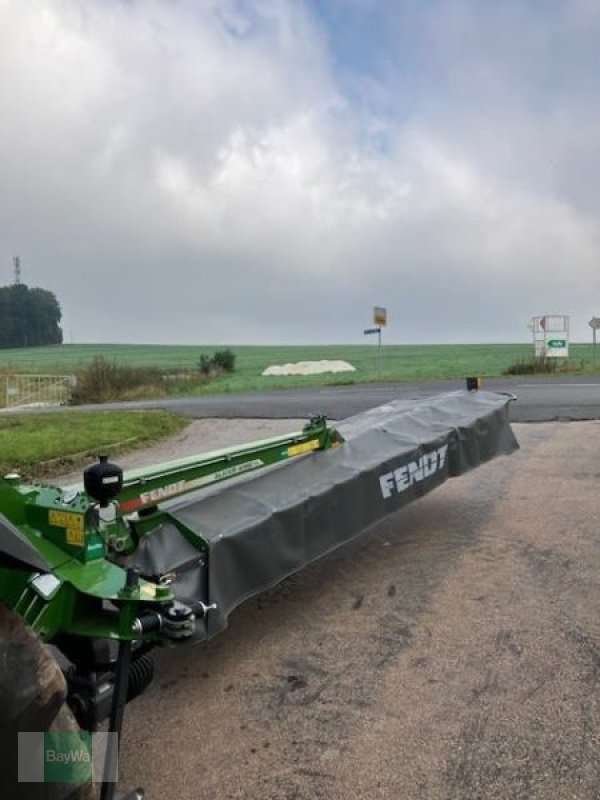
left=49, top=510, right=85, bottom=548
left=140, top=583, right=156, bottom=599
left=287, top=439, right=320, bottom=457
left=49, top=510, right=84, bottom=531
left=65, top=527, right=85, bottom=547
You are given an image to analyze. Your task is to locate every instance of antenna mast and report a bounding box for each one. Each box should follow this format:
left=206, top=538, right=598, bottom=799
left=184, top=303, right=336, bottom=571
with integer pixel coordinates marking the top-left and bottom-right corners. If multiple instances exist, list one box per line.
left=13, top=256, right=21, bottom=285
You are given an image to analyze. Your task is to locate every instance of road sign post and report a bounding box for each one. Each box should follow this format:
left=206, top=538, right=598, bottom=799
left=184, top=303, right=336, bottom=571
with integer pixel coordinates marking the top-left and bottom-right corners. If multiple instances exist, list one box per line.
left=364, top=326, right=382, bottom=380
left=370, top=307, right=387, bottom=380
left=589, top=317, right=600, bottom=363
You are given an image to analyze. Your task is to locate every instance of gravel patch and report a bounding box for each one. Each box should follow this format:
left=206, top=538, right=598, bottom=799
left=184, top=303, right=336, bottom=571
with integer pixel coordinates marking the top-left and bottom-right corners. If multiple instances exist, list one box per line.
left=57, top=418, right=308, bottom=484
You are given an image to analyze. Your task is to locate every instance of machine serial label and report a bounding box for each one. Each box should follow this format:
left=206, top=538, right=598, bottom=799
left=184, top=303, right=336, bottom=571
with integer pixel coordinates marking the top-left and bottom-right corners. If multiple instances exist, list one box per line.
left=287, top=439, right=319, bottom=457
left=193, top=459, right=265, bottom=488
left=49, top=510, right=85, bottom=547
left=379, top=444, right=449, bottom=499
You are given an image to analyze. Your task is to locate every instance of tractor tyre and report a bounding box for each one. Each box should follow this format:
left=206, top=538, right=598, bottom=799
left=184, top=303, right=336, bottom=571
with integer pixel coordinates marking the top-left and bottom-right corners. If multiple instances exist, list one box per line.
left=0, top=602, right=95, bottom=800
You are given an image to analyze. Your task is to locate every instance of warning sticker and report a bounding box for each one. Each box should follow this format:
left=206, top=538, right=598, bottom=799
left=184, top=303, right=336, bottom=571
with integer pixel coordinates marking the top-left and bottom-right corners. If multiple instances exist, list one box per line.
left=49, top=510, right=85, bottom=547
left=287, top=439, right=320, bottom=457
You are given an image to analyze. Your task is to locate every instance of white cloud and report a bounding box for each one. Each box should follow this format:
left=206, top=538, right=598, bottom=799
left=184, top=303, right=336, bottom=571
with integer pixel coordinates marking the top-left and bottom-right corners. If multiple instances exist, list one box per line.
left=0, top=0, right=599, bottom=344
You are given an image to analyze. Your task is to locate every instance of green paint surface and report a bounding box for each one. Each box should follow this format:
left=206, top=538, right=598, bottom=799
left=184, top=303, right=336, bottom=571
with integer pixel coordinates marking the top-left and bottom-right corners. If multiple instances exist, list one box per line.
left=44, top=732, right=92, bottom=783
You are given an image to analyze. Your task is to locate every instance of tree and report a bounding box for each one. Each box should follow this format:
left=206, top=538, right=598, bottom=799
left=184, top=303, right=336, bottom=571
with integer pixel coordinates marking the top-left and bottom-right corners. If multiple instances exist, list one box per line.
left=0, top=284, right=63, bottom=348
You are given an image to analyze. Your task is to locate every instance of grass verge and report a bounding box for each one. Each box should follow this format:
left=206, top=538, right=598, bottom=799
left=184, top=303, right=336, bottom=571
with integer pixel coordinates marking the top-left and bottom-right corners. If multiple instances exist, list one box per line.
left=504, top=356, right=569, bottom=375
left=0, top=410, right=188, bottom=481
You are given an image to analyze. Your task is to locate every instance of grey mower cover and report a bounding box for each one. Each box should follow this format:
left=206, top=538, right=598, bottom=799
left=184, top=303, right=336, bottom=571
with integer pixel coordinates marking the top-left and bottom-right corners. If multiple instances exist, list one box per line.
left=127, top=390, right=518, bottom=640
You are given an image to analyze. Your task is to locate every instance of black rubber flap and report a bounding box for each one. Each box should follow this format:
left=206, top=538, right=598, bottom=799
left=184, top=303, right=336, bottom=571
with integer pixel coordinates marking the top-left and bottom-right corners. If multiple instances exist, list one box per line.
left=135, top=390, right=519, bottom=639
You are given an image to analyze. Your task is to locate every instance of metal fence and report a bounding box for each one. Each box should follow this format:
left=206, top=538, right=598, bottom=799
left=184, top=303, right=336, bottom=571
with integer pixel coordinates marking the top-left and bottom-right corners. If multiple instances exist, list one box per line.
left=0, top=374, right=74, bottom=409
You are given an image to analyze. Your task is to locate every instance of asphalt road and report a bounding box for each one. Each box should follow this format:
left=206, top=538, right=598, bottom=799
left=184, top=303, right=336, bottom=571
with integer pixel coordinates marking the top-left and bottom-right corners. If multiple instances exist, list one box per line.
left=69, top=374, right=600, bottom=422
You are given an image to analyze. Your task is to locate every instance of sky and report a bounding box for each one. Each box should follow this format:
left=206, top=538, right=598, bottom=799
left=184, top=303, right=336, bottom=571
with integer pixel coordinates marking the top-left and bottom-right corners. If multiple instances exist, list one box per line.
left=1, top=0, right=599, bottom=345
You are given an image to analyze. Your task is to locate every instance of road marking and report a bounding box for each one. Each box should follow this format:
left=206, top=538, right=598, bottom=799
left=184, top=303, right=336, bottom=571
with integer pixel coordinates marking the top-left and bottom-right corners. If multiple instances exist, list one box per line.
left=517, top=384, right=600, bottom=388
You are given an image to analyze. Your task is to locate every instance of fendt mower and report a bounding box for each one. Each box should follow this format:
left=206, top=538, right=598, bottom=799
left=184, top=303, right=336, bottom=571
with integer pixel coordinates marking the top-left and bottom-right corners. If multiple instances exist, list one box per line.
left=0, top=386, right=518, bottom=799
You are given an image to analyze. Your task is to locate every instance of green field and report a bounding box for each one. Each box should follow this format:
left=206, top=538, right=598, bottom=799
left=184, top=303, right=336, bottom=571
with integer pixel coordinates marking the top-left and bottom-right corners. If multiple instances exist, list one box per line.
left=0, top=342, right=596, bottom=474
left=0, top=342, right=598, bottom=394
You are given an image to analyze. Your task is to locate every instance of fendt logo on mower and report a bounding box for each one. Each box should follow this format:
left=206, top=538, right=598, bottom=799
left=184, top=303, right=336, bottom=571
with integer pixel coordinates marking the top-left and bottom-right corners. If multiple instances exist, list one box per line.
left=379, top=444, right=448, bottom=499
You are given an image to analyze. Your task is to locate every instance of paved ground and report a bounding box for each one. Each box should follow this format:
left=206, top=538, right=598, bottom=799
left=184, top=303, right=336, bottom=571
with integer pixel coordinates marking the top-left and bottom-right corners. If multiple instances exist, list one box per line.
left=118, top=419, right=600, bottom=800
left=139, top=376, right=600, bottom=422
left=23, top=374, right=600, bottom=422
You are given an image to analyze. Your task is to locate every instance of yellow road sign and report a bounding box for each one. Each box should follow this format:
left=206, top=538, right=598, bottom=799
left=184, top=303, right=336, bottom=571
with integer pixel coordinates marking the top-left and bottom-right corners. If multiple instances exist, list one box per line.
left=373, top=306, right=387, bottom=326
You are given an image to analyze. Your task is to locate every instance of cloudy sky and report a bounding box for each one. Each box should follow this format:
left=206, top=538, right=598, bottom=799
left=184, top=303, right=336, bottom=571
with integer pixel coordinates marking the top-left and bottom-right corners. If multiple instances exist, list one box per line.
left=1, top=0, right=599, bottom=345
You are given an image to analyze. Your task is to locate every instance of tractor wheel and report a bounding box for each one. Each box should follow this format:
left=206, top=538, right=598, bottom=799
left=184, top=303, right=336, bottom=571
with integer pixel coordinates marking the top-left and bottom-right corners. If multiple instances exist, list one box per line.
left=0, top=603, right=95, bottom=800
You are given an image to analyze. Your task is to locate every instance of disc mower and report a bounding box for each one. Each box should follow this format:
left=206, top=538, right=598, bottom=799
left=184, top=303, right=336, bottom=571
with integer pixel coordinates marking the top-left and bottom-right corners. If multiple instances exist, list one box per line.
left=0, top=387, right=518, bottom=799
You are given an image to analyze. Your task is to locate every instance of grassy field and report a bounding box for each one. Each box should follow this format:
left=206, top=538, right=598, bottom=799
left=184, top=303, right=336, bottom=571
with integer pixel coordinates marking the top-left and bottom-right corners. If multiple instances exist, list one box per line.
left=0, top=342, right=596, bottom=475
left=0, top=410, right=188, bottom=479
left=0, top=342, right=598, bottom=395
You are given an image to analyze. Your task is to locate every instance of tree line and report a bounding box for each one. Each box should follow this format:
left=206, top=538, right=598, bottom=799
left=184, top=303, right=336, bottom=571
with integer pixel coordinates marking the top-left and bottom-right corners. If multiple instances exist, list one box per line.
left=0, top=284, right=63, bottom=348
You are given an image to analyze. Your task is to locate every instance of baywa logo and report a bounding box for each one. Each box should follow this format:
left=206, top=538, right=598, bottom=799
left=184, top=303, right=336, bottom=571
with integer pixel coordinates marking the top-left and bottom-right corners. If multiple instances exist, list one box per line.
left=379, top=444, right=448, bottom=499
left=18, top=731, right=117, bottom=784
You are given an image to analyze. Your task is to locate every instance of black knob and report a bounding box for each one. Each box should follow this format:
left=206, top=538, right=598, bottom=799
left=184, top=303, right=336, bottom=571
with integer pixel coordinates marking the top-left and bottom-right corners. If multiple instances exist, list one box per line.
left=84, top=455, right=123, bottom=507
